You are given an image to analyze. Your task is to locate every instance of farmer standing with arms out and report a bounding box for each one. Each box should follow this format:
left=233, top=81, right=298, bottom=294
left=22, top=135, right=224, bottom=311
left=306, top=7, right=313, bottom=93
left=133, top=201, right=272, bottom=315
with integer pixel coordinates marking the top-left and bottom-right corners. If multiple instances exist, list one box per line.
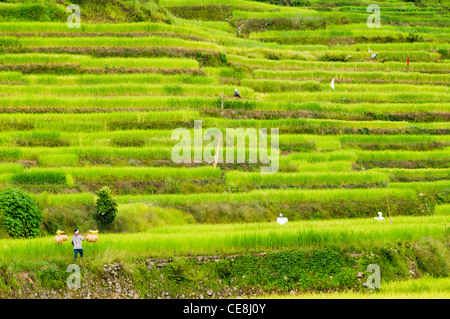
left=71, top=229, right=86, bottom=262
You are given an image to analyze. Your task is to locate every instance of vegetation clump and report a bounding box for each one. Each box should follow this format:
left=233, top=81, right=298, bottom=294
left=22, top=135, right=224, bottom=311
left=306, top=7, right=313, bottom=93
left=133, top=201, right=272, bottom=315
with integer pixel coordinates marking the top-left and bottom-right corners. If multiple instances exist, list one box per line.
left=0, top=188, right=42, bottom=238
left=95, top=186, right=118, bottom=228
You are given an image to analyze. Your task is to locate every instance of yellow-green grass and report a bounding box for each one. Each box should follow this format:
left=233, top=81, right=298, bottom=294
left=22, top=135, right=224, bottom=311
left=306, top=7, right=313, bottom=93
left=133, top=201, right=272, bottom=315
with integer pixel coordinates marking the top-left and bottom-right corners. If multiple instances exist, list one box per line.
left=6, top=131, right=421, bottom=151
left=227, top=55, right=450, bottom=71
left=0, top=84, right=255, bottom=98
left=1, top=113, right=447, bottom=132
left=242, top=79, right=448, bottom=94
left=279, top=160, right=353, bottom=173
left=0, top=54, right=199, bottom=69
left=253, top=69, right=449, bottom=84
left=7, top=166, right=221, bottom=183
left=0, top=213, right=448, bottom=260
left=2, top=95, right=449, bottom=114
left=0, top=22, right=216, bottom=39
left=0, top=72, right=217, bottom=86
left=252, top=277, right=450, bottom=299
left=250, top=27, right=450, bottom=42
left=339, top=135, right=448, bottom=144
left=260, top=91, right=448, bottom=104
left=11, top=36, right=219, bottom=50
left=204, top=118, right=449, bottom=131
left=3, top=146, right=448, bottom=170
left=28, top=182, right=448, bottom=212
left=311, top=102, right=450, bottom=114
left=115, top=186, right=430, bottom=207
left=3, top=147, right=449, bottom=170
left=225, top=170, right=389, bottom=189
left=284, top=150, right=450, bottom=163
left=0, top=111, right=199, bottom=129
left=159, top=0, right=278, bottom=10
left=0, top=95, right=217, bottom=111
left=374, top=168, right=450, bottom=181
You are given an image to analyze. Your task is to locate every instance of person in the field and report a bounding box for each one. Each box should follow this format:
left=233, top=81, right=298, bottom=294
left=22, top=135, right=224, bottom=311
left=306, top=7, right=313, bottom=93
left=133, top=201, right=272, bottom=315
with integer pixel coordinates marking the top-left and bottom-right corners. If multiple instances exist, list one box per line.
left=71, top=229, right=86, bottom=262
left=234, top=89, right=242, bottom=99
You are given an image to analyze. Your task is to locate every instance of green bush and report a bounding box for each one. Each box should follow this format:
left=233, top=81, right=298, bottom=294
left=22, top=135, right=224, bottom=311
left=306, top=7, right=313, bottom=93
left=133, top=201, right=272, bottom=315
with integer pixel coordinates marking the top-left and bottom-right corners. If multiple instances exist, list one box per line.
left=95, top=186, right=118, bottom=227
left=0, top=188, right=42, bottom=238
left=37, top=264, right=67, bottom=290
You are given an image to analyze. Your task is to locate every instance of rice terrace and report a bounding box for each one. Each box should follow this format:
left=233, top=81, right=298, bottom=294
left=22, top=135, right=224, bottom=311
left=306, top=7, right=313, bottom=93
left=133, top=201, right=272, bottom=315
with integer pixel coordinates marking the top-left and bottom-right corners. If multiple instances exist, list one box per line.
left=0, top=0, right=448, bottom=304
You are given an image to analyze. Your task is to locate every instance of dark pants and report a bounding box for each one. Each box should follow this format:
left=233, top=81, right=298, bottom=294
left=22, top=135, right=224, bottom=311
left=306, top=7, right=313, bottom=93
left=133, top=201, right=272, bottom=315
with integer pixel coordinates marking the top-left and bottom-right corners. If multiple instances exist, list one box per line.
left=74, top=249, right=83, bottom=261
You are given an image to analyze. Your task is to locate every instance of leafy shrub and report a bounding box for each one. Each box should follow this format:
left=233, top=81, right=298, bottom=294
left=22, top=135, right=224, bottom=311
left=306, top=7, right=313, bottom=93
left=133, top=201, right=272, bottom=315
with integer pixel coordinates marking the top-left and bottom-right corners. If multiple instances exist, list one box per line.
left=95, top=186, right=118, bottom=227
left=37, top=264, right=67, bottom=290
left=0, top=188, right=42, bottom=238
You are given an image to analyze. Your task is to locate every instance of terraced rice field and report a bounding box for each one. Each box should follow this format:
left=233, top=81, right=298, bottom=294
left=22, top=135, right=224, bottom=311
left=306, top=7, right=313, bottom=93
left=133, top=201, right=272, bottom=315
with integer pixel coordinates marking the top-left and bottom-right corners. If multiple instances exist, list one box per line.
left=0, top=0, right=448, bottom=301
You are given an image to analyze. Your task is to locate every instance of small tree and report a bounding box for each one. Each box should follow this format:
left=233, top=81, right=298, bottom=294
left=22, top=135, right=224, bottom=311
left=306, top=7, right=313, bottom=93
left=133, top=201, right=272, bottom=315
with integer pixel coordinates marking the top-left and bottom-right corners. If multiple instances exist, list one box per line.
left=0, top=188, right=42, bottom=238
left=95, top=186, right=118, bottom=227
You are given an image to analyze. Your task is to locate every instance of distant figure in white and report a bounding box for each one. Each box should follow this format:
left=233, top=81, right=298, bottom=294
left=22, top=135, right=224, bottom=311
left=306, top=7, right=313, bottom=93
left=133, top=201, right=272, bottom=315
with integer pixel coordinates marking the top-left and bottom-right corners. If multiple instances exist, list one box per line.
left=277, top=213, right=288, bottom=225
left=330, top=78, right=335, bottom=90
left=374, top=212, right=384, bottom=221
left=371, top=52, right=377, bottom=59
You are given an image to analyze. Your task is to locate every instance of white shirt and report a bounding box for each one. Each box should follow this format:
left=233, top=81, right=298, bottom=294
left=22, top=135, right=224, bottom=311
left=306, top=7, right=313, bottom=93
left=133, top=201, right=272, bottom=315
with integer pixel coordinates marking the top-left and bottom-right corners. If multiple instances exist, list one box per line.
left=277, top=217, right=288, bottom=225
left=71, top=234, right=84, bottom=250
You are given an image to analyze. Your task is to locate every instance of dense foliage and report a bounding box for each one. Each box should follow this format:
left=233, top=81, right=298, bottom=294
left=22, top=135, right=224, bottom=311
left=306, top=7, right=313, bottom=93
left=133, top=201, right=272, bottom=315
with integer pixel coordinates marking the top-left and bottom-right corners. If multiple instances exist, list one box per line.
left=0, top=188, right=42, bottom=238
left=95, top=186, right=118, bottom=227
